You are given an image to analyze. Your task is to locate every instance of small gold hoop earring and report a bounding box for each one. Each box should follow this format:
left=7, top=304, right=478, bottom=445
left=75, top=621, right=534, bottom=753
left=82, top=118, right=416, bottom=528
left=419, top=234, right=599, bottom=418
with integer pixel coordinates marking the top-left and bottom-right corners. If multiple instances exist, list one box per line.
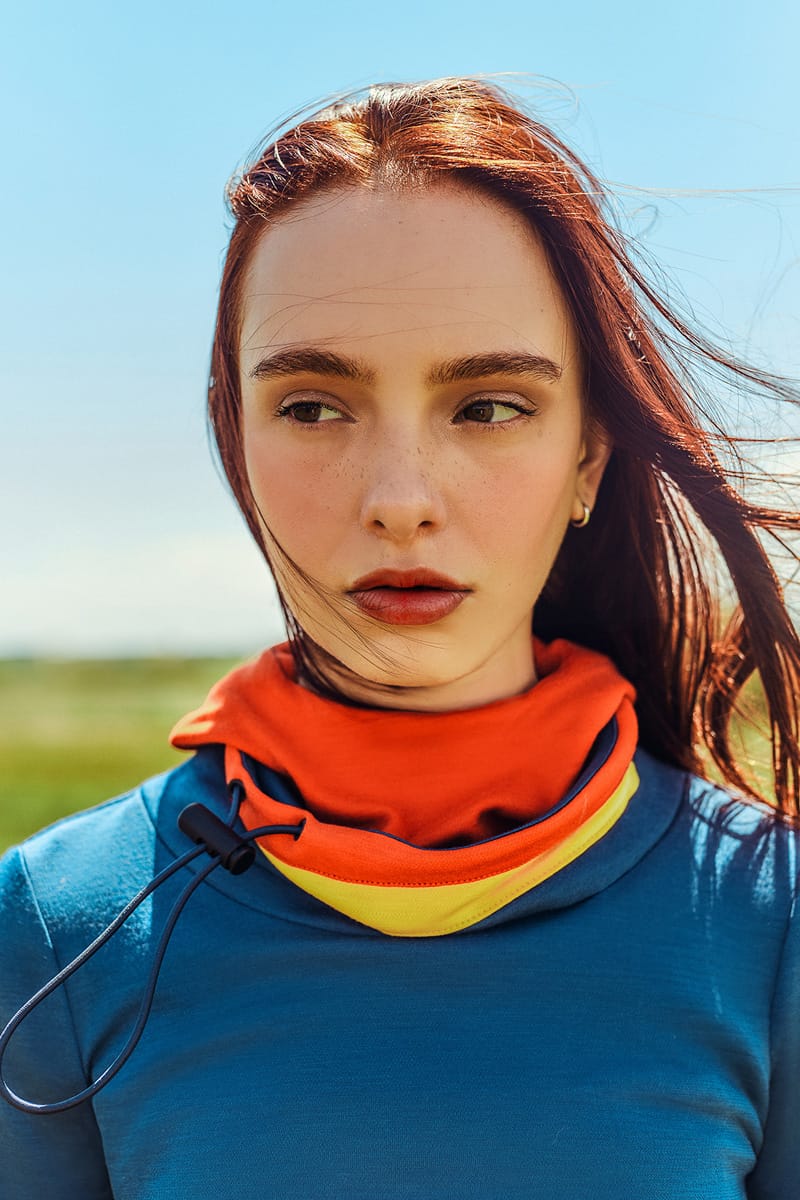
left=570, top=502, right=591, bottom=529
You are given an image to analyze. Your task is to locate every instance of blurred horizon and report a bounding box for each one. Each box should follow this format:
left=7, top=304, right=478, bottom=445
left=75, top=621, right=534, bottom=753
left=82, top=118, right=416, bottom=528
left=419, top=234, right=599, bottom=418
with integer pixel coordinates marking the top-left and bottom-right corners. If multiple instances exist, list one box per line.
left=3, top=0, right=798, bottom=658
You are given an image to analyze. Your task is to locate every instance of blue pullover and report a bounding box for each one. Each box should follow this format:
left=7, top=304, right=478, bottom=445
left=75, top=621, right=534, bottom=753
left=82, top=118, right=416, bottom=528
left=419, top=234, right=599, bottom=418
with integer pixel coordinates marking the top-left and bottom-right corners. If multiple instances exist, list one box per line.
left=0, top=742, right=798, bottom=1199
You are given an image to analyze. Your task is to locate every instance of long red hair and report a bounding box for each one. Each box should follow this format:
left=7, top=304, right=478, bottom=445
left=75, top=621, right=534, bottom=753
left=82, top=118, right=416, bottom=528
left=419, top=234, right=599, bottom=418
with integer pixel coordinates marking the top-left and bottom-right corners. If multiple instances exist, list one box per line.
left=208, top=77, right=800, bottom=818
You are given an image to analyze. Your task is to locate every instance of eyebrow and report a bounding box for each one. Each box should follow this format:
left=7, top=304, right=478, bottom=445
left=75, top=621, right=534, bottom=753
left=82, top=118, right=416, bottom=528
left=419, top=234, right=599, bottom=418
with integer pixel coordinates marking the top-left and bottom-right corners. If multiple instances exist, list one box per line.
left=247, top=347, right=562, bottom=387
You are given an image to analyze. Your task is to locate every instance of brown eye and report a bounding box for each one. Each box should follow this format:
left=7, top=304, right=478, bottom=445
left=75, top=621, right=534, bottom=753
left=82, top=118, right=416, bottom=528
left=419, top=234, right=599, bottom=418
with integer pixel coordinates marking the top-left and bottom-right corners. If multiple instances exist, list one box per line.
left=276, top=399, right=342, bottom=424
left=458, top=399, right=529, bottom=424
left=291, top=402, right=324, bottom=423
left=464, top=401, right=495, bottom=423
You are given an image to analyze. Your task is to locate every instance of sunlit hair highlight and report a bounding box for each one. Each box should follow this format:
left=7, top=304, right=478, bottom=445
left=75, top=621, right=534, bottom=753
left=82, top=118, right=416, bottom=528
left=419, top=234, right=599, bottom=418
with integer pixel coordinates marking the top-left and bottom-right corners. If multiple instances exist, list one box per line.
left=208, top=75, right=800, bottom=819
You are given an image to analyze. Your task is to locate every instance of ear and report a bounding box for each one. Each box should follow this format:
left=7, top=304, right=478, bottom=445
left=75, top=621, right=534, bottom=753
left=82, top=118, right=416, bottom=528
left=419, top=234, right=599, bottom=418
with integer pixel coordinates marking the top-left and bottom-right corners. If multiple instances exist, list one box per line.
left=572, top=423, right=613, bottom=524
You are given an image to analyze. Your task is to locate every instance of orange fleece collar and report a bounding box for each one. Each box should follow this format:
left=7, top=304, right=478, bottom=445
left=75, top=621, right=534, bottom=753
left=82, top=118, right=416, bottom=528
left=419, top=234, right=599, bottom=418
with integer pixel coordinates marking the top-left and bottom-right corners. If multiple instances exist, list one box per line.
left=171, top=637, right=636, bottom=848
left=170, top=639, right=639, bottom=934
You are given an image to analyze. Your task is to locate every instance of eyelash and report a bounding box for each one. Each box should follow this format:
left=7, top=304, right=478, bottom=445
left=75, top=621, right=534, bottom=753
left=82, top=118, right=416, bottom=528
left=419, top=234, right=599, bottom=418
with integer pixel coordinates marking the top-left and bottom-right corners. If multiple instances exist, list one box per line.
left=274, top=396, right=538, bottom=431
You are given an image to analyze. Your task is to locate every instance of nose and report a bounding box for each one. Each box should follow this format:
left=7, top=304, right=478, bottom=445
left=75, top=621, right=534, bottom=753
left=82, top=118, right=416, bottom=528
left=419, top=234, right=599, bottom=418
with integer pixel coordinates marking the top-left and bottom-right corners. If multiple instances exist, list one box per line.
left=358, top=440, right=447, bottom=544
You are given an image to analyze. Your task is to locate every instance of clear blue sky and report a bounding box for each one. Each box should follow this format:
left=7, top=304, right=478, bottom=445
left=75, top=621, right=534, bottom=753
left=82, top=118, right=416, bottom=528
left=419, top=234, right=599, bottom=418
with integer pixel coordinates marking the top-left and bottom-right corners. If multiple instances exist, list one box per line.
left=2, top=0, right=798, bottom=655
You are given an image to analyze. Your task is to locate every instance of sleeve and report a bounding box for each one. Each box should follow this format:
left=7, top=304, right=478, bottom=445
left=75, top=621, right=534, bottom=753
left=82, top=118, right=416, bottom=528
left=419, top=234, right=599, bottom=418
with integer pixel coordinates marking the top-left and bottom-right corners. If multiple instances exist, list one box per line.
left=0, top=846, right=113, bottom=1200
left=746, top=875, right=799, bottom=1199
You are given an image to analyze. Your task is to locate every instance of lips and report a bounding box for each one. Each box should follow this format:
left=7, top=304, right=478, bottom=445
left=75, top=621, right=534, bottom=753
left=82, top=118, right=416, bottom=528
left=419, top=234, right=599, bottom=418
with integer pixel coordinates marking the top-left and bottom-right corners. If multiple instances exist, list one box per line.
left=349, top=568, right=468, bottom=591
left=347, top=568, right=471, bottom=626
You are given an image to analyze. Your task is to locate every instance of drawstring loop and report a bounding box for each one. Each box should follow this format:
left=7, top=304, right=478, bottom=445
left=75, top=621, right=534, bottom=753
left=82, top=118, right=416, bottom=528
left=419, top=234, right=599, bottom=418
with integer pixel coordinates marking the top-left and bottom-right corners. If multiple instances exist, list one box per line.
left=0, top=779, right=304, bottom=1116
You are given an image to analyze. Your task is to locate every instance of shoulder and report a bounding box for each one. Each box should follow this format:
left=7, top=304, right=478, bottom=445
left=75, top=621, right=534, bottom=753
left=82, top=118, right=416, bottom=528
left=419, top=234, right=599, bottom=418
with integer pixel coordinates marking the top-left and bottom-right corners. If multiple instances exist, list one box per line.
left=634, top=747, right=799, bottom=919
left=0, top=745, right=227, bottom=942
left=635, top=756, right=800, bottom=1194
left=683, top=762, right=799, bottom=896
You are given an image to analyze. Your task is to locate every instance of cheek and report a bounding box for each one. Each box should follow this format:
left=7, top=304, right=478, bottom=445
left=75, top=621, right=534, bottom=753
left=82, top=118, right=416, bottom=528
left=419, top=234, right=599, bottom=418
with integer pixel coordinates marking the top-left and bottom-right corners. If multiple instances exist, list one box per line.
left=243, top=432, right=350, bottom=560
left=465, top=449, right=577, bottom=575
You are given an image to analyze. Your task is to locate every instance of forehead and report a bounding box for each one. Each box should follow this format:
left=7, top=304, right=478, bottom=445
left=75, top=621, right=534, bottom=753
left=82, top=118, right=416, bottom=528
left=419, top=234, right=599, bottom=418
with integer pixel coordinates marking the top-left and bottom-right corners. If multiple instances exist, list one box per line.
left=238, top=182, right=577, bottom=373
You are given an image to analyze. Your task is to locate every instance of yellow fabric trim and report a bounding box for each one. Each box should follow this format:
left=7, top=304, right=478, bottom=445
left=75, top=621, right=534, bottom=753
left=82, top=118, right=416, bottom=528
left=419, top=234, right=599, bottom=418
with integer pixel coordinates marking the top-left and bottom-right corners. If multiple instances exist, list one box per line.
left=258, top=762, right=639, bottom=938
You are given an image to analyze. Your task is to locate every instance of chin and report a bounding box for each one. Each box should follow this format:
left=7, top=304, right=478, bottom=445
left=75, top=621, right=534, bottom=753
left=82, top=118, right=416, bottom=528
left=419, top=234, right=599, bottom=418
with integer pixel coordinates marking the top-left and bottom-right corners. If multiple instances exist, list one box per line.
left=343, top=647, right=478, bottom=698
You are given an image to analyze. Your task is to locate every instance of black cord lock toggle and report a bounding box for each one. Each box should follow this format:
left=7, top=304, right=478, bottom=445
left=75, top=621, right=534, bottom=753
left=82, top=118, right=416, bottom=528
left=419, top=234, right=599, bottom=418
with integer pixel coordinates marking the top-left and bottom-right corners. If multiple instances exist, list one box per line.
left=178, top=804, right=256, bottom=875
left=1, top=784, right=308, bottom=1115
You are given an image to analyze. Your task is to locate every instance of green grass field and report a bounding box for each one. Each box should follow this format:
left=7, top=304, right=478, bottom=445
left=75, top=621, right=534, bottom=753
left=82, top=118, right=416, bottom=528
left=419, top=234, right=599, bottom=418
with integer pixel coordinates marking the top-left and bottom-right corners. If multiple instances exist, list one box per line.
left=0, top=657, right=240, bottom=852
left=0, top=656, right=775, bottom=854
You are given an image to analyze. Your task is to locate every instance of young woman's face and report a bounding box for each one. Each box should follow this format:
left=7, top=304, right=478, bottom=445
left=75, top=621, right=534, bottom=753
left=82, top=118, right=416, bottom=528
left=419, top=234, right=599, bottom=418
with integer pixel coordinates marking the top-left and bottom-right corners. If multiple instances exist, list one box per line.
left=238, top=182, right=610, bottom=710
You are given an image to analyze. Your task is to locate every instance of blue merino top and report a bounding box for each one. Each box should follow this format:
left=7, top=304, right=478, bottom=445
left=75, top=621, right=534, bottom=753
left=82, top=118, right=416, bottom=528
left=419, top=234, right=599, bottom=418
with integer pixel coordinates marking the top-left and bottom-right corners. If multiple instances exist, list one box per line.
left=0, top=743, right=798, bottom=1199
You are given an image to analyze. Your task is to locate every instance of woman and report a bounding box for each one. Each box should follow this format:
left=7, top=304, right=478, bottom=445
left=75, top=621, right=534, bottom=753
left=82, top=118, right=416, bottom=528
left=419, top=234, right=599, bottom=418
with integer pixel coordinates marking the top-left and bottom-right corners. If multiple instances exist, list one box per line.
left=1, top=76, right=798, bottom=1198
